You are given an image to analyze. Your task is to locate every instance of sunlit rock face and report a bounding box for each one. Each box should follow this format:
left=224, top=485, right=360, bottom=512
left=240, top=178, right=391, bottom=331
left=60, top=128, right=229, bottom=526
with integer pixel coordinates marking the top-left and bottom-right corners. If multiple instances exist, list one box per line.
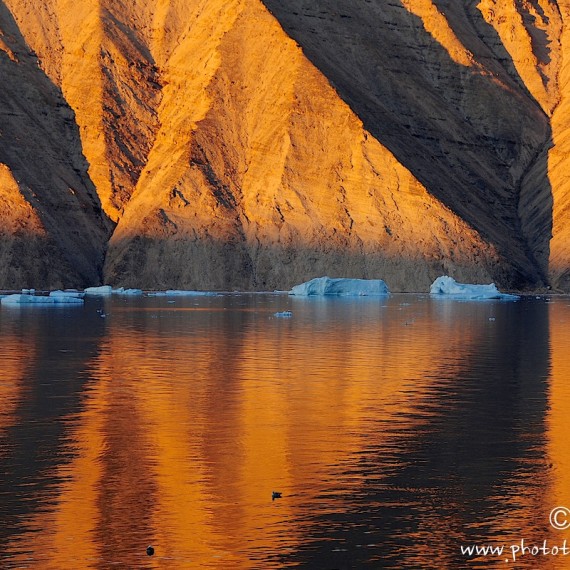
left=1, top=0, right=570, bottom=290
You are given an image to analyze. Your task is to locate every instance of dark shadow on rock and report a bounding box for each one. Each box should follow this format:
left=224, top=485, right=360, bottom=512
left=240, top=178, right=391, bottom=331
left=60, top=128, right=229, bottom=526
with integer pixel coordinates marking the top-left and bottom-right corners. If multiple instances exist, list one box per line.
left=0, top=1, right=114, bottom=288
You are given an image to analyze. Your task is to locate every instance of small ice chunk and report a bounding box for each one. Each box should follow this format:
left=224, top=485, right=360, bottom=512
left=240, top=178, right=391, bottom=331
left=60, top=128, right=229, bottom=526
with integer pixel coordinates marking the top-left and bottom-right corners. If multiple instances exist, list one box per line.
left=84, top=285, right=113, bottom=296
left=289, top=277, right=390, bottom=297
left=274, top=311, right=293, bottom=318
left=430, top=276, right=519, bottom=300
left=2, top=294, right=84, bottom=306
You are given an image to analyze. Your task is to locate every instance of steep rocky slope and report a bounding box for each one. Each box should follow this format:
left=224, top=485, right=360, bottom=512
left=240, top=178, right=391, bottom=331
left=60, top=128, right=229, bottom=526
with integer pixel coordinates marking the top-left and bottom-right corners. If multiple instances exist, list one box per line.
left=1, top=0, right=570, bottom=291
left=104, top=0, right=503, bottom=291
left=0, top=2, right=111, bottom=289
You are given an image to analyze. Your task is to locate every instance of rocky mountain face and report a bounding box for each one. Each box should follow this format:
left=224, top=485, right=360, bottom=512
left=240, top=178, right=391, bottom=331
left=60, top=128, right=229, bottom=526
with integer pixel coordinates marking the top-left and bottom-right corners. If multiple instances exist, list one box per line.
left=0, top=0, right=569, bottom=291
left=0, top=2, right=112, bottom=289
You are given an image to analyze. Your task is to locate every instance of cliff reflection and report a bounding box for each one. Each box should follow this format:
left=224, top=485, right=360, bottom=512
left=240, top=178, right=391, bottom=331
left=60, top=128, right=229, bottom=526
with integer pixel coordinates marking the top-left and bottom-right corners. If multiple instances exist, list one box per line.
left=0, top=305, right=106, bottom=567
left=280, top=299, right=552, bottom=568
left=0, top=295, right=556, bottom=568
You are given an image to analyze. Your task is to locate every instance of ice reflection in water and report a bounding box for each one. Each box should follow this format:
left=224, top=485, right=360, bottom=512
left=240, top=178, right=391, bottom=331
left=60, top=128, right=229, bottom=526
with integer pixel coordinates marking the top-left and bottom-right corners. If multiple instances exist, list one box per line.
left=0, top=293, right=564, bottom=568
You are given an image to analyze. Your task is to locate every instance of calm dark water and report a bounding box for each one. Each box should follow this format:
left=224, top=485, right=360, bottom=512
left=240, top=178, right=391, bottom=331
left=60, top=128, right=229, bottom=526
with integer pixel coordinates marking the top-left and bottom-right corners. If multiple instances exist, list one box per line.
left=1, top=293, right=569, bottom=569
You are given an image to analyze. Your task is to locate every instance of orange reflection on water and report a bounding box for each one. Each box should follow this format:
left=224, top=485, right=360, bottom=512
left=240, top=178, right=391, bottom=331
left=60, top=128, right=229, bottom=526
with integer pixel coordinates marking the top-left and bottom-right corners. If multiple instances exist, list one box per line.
left=0, top=334, right=27, bottom=440
left=547, top=301, right=570, bottom=544
left=238, top=300, right=477, bottom=491
left=4, top=299, right=482, bottom=567
left=2, top=297, right=558, bottom=568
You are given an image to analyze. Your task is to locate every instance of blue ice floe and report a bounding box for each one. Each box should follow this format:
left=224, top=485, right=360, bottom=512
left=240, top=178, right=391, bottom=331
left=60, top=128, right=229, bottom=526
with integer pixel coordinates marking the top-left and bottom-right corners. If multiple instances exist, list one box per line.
left=2, top=294, right=84, bottom=306
left=49, top=290, right=85, bottom=298
left=112, top=287, right=143, bottom=296
left=84, top=285, right=143, bottom=296
left=289, top=277, right=390, bottom=297
left=430, top=276, right=519, bottom=300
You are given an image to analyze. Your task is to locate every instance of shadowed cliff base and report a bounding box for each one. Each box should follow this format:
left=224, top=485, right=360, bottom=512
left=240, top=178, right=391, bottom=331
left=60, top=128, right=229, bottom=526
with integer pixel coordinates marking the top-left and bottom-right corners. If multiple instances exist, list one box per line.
left=0, top=231, right=87, bottom=290
left=260, top=0, right=553, bottom=288
left=104, top=235, right=528, bottom=293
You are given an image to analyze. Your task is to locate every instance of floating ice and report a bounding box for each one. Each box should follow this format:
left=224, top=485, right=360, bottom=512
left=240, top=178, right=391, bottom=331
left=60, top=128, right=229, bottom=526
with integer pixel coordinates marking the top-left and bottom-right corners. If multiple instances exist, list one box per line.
left=49, top=290, right=85, bottom=298
left=289, top=277, right=390, bottom=297
left=147, top=290, right=218, bottom=297
left=84, top=285, right=113, bottom=296
left=274, top=311, right=293, bottom=318
left=429, top=276, right=519, bottom=300
left=2, top=294, right=84, bottom=306
left=112, top=287, right=143, bottom=296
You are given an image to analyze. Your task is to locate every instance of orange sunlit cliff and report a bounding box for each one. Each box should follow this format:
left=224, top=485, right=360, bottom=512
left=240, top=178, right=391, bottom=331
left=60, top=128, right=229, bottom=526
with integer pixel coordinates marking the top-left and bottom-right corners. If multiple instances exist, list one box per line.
left=1, top=0, right=570, bottom=291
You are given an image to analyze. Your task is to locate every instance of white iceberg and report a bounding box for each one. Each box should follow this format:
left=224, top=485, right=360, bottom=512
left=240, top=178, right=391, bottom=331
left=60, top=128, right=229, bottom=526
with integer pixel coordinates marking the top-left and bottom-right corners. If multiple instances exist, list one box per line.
left=429, top=276, right=519, bottom=300
left=147, top=290, right=218, bottom=297
left=2, top=294, right=84, bottom=306
left=49, top=290, right=85, bottom=298
left=289, top=276, right=390, bottom=297
left=84, top=285, right=113, bottom=296
left=112, top=287, right=143, bottom=296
